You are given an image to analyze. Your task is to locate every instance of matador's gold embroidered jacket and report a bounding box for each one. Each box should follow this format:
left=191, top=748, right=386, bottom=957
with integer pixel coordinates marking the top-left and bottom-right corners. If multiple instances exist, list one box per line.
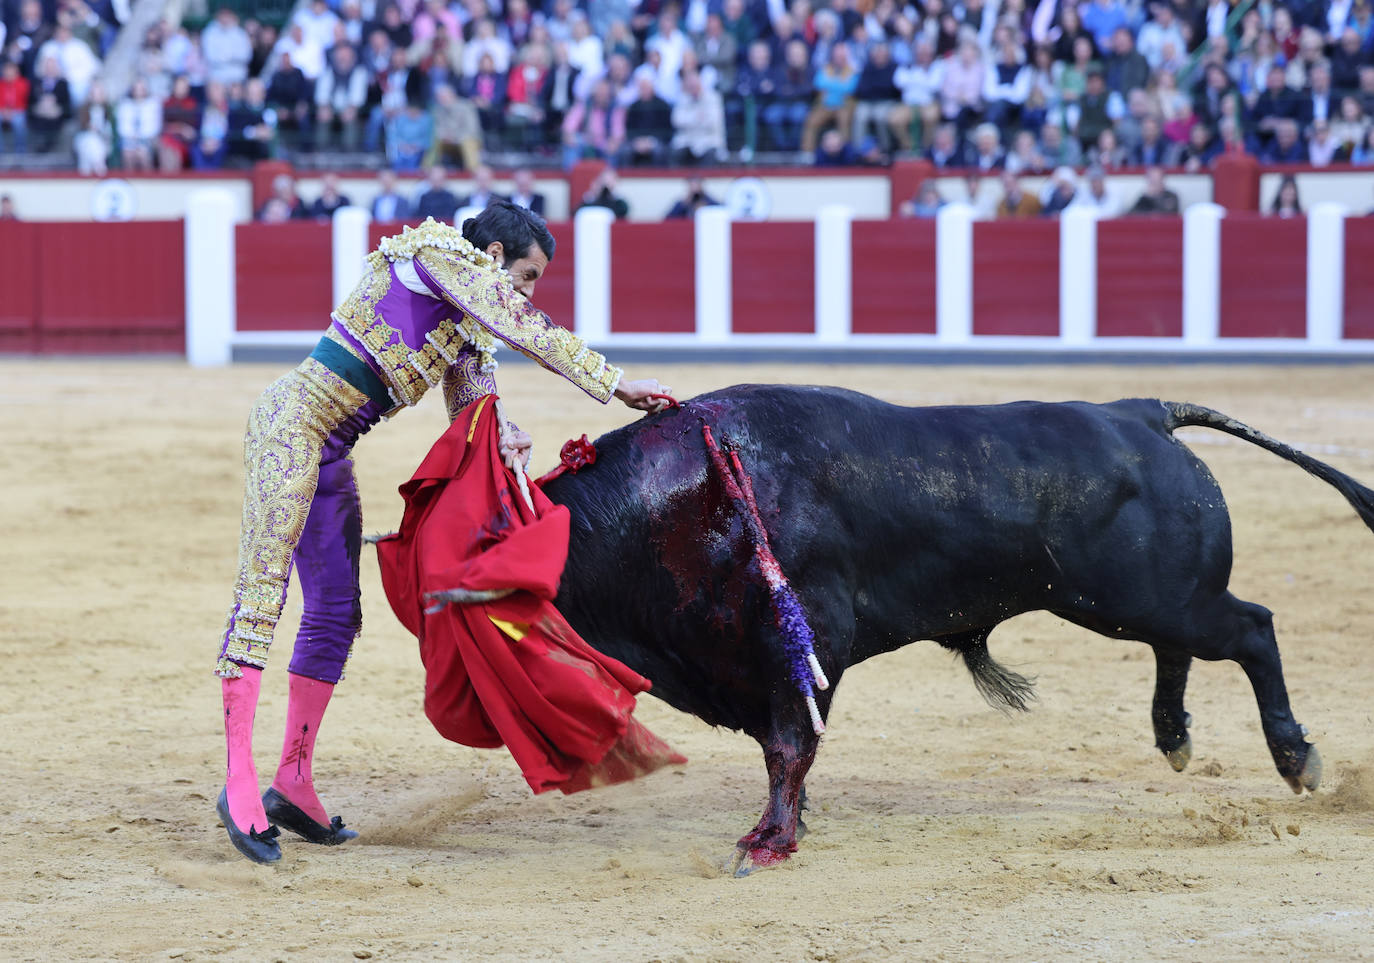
left=328, top=218, right=622, bottom=419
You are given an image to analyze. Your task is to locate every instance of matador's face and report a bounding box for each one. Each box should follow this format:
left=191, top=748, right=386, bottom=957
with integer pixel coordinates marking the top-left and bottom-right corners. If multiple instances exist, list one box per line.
left=486, top=242, right=549, bottom=300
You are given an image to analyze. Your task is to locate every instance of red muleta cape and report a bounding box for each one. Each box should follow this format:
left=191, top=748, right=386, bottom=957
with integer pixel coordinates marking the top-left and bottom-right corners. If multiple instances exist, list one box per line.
left=375, top=395, right=685, bottom=794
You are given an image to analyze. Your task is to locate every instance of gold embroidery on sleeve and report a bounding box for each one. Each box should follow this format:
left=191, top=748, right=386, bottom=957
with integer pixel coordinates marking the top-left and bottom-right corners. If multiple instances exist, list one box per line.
left=336, top=219, right=621, bottom=407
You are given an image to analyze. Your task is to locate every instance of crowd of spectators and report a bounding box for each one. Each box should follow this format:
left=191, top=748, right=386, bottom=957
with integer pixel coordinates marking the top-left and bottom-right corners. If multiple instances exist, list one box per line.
left=5, top=0, right=1374, bottom=173
left=254, top=162, right=549, bottom=218
left=898, top=162, right=1180, bottom=217
left=897, top=164, right=1317, bottom=219
left=0, top=0, right=125, bottom=161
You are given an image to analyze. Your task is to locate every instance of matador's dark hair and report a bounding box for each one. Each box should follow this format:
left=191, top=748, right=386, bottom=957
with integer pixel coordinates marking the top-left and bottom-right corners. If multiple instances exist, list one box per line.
left=461, top=201, right=556, bottom=263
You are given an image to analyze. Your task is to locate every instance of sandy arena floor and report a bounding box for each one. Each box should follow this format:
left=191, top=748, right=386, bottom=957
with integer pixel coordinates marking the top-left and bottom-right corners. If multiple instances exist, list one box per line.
left=2, top=359, right=1374, bottom=961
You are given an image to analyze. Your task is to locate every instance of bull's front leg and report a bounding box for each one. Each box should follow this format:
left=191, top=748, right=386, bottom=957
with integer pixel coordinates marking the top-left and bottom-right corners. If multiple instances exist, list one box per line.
left=732, top=717, right=820, bottom=877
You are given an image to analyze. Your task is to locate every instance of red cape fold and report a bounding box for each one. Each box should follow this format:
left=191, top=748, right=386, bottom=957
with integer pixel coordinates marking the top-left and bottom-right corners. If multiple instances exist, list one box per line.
left=375, top=395, right=685, bottom=794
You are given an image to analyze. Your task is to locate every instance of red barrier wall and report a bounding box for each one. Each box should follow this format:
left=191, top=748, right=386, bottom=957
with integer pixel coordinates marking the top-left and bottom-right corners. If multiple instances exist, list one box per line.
left=0, top=222, right=38, bottom=352
left=235, top=221, right=333, bottom=331
left=610, top=222, right=695, bottom=333
left=731, top=222, right=814, bottom=333
left=1096, top=218, right=1183, bottom=337
left=538, top=221, right=576, bottom=329
left=1219, top=215, right=1306, bottom=338
left=972, top=220, right=1058, bottom=336
left=30, top=222, right=185, bottom=352
left=367, top=220, right=405, bottom=248
left=1343, top=216, right=1374, bottom=340
left=850, top=219, right=938, bottom=334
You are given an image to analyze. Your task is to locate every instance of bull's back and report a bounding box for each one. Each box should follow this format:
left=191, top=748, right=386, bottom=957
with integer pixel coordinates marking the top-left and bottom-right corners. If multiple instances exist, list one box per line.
left=877, top=397, right=1230, bottom=640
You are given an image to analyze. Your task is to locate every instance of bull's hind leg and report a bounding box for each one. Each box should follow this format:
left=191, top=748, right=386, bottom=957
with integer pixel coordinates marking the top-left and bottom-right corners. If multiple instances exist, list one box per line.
left=1151, top=649, right=1194, bottom=772
left=1162, top=596, right=1321, bottom=793
left=732, top=709, right=821, bottom=877
left=1229, top=600, right=1322, bottom=792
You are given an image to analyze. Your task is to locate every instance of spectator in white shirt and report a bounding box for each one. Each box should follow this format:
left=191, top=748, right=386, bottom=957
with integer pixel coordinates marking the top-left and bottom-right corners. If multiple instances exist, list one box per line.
left=274, top=23, right=326, bottom=80
left=201, top=7, right=252, bottom=86
left=1136, top=2, right=1187, bottom=72
left=566, top=13, right=605, bottom=79
left=462, top=18, right=513, bottom=76
left=337, top=0, right=365, bottom=47
left=1308, top=118, right=1340, bottom=166
left=1328, top=0, right=1355, bottom=41
left=36, top=23, right=100, bottom=105
left=889, top=37, right=943, bottom=150
left=1067, top=164, right=1121, bottom=217
left=671, top=68, right=726, bottom=163
left=116, top=78, right=161, bottom=170
left=293, top=0, right=340, bottom=54
left=544, top=0, right=576, bottom=43
left=646, top=10, right=690, bottom=92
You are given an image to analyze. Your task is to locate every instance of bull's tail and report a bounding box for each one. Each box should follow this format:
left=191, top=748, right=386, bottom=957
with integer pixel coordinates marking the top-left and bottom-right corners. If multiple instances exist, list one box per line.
left=938, top=632, right=1037, bottom=714
left=1163, top=401, right=1374, bottom=536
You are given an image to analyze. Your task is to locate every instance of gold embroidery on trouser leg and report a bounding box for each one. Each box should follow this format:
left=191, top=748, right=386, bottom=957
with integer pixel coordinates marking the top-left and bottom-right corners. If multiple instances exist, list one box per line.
left=215, top=358, right=370, bottom=678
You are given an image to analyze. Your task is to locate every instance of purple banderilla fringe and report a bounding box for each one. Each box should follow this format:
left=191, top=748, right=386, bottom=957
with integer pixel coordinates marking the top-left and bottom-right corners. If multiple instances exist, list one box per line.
left=702, top=424, right=830, bottom=735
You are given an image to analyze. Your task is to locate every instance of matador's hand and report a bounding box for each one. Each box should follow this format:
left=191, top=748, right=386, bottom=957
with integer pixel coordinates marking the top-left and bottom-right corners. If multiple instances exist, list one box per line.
left=615, top=378, right=674, bottom=412
left=499, top=424, right=533, bottom=470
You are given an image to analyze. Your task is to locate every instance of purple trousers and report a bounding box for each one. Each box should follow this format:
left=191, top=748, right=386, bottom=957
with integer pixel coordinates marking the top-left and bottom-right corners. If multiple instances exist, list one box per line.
left=216, top=358, right=382, bottom=683
left=287, top=404, right=380, bottom=682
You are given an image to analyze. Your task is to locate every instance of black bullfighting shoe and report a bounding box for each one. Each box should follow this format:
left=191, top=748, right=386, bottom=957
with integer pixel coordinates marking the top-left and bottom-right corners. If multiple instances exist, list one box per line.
left=262, top=787, right=359, bottom=845
left=216, top=788, right=282, bottom=864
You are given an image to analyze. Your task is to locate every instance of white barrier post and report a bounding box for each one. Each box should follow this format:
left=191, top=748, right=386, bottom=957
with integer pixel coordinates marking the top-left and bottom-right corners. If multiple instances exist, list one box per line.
left=331, top=206, right=371, bottom=309
left=814, top=204, right=852, bottom=343
left=184, top=188, right=237, bottom=366
left=935, top=202, right=975, bottom=344
left=694, top=204, right=732, bottom=343
left=1182, top=202, right=1225, bottom=345
left=1307, top=202, right=1345, bottom=346
left=1059, top=206, right=1097, bottom=345
left=573, top=205, right=613, bottom=342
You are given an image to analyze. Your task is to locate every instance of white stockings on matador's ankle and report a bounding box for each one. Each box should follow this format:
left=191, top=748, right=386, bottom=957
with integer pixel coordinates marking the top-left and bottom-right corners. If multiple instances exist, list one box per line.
left=221, top=667, right=269, bottom=835
left=271, top=672, right=335, bottom=826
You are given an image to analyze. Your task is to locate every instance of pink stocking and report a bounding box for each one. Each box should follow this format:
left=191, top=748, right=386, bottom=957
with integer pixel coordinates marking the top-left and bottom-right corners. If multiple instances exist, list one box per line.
left=270, top=672, right=334, bottom=825
left=221, top=668, right=269, bottom=834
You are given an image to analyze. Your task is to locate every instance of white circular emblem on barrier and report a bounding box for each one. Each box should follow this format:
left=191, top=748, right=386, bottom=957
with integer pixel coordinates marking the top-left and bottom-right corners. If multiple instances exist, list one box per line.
left=726, top=177, right=772, bottom=221
left=91, top=178, right=137, bottom=221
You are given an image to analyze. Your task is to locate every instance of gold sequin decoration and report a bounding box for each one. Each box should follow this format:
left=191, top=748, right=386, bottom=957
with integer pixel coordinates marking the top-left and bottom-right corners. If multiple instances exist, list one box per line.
left=414, top=246, right=622, bottom=402
left=334, top=217, right=621, bottom=408
left=215, top=358, right=370, bottom=678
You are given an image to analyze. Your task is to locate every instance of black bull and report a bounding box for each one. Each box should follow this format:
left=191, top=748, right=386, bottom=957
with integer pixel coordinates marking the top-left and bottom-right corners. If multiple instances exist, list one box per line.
left=531, top=386, right=1374, bottom=873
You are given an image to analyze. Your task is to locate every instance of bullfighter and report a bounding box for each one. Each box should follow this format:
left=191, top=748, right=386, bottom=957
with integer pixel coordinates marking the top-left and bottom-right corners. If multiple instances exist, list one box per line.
left=214, top=203, right=669, bottom=863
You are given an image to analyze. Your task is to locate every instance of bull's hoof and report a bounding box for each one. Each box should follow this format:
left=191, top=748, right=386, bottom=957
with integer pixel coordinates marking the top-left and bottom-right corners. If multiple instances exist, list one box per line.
left=1283, top=744, right=1323, bottom=795
left=1164, top=734, right=1193, bottom=773
left=729, top=845, right=791, bottom=877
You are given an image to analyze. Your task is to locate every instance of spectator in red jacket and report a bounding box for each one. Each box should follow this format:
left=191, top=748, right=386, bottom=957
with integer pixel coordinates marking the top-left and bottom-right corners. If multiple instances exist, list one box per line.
left=504, top=44, right=548, bottom=152
left=0, top=61, right=30, bottom=153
